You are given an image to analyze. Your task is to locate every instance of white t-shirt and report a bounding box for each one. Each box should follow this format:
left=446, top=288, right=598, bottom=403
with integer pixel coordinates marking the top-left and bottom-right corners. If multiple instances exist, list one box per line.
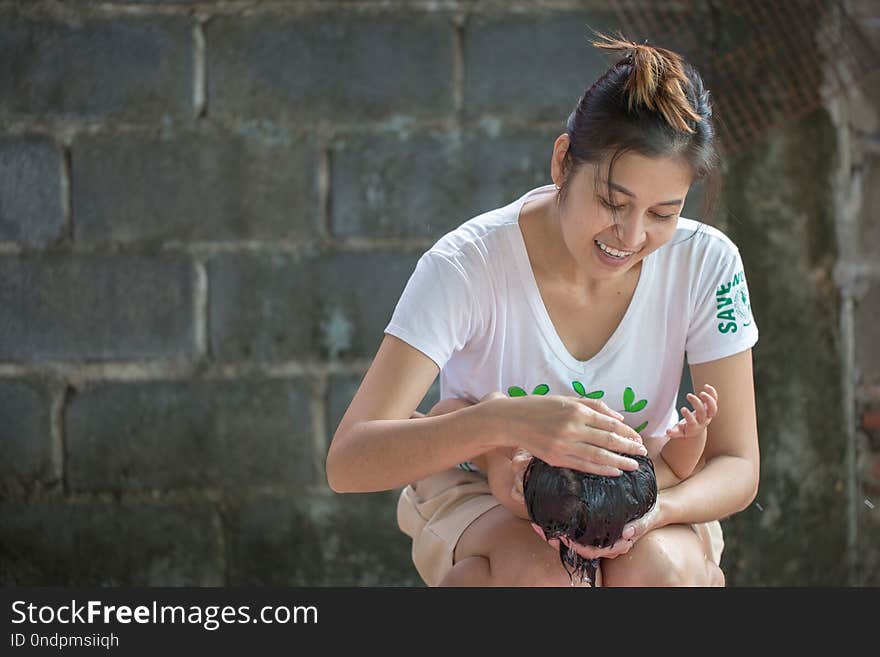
left=384, top=183, right=759, bottom=470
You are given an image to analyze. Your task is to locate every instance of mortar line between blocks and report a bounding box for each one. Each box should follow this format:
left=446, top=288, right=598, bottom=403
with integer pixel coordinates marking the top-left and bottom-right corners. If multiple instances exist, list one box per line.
left=318, top=147, right=332, bottom=241
left=311, top=372, right=330, bottom=491
left=52, top=383, right=68, bottom=496
left=193, top=20, right=207, bottom=119
left=451, top=13, right=466, bottom=116
left=194, top=259, right=209, bottom=359
left=60, top=143, right=72, bottom=245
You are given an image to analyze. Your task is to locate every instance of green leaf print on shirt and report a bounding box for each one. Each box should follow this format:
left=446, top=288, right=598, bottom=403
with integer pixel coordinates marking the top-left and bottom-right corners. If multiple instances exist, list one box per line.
left=622, top=387, right=649, bottom=434
left=508, top=384, right=550, bottom=397
left=623, top=387, right=648, bottom=413
left=507, top=382, right=650, bottom=434
left=571, top=380, right=605, bottom=399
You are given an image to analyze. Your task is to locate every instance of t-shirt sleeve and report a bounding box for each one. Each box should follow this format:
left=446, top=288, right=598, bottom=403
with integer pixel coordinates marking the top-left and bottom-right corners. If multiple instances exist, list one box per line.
left=384, top=251, right=482, bottom=370
left=686, top=240, right=759, bottom=364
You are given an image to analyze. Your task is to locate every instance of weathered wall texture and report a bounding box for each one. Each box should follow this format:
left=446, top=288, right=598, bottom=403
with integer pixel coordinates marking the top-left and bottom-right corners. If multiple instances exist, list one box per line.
left=838, top=0, right=880, bottom=587
left=0, top=0, right=876, bottom=586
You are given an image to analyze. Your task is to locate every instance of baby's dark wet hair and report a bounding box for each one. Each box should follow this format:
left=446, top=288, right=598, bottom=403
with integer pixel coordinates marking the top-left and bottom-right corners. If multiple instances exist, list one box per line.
left=523, top=454, right=658, bottom=585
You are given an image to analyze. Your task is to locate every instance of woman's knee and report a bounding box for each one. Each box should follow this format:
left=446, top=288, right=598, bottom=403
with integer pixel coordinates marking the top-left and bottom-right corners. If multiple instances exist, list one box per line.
left=452, top=506, right=586, bottom=587
left=602, top=526, right=719, bottom=587
left=504, top=546, right=588, bottom=587
left=480, top=522, right=580, bottom=586
left=439, top=556, right=491, bottom=587
left=708, top=561, right=725, bottom=587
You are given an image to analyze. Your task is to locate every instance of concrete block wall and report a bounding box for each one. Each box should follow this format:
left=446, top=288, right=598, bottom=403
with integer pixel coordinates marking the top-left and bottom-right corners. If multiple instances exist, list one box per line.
left=0, top=0, right=875, bottom=585
left=841, top=0, right=880, bottom=586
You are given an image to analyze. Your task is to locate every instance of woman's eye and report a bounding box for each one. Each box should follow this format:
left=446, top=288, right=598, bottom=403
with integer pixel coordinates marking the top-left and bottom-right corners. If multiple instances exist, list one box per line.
left=599, top=198, right=625, bottom=211
left=598, top=196, right=677, bottom=221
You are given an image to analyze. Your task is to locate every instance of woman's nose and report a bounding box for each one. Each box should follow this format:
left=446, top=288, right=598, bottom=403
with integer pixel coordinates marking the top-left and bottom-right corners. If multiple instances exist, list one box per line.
left=614, top=213, right=646, bottom=250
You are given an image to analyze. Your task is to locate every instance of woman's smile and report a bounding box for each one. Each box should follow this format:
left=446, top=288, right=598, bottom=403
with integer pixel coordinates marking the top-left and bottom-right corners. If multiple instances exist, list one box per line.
left=593, top=238, right=646, bottom=269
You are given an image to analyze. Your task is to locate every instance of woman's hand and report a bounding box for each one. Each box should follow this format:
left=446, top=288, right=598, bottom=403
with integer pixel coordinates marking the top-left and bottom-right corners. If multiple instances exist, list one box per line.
left=528, top=496, right=666, bottom=561
left=484, top=393, right=647, bottom=476
left=529, top=523, right=637, bottom=560
left=620, top=494, right=666, bottom=544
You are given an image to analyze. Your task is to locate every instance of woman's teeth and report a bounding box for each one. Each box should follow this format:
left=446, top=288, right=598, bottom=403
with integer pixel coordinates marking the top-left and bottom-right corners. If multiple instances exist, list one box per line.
left=595, top=240, right=635, bottom=259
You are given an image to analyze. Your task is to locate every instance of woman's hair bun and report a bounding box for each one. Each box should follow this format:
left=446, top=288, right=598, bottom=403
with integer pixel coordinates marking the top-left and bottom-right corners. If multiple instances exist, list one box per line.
left=590, top=29, right=703, bottom=134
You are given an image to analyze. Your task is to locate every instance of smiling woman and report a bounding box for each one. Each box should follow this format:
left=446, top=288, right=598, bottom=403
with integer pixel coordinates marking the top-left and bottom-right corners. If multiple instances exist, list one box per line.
left=326, top=29, right=759, bottom=587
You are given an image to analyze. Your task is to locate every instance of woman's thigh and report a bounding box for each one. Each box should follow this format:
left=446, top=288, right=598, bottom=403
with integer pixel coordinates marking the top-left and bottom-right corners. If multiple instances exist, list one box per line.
left=601, top=524, right=724, bottom=587
left=452, top=505, right=587, bottom=587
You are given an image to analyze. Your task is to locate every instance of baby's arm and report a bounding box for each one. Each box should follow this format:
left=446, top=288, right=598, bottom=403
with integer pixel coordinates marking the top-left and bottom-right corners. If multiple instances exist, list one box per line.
left=417, top=397, right=529, bottom=520
left=473, top=447, right=530, bottom=520
left=659, top=384, right=717, bottom=480
left=660, top=427, right=707, bottom=481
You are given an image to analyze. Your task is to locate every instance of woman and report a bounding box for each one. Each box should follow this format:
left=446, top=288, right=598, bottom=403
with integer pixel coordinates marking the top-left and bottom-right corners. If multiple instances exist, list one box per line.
left=326, top=31, right=760, bottom=587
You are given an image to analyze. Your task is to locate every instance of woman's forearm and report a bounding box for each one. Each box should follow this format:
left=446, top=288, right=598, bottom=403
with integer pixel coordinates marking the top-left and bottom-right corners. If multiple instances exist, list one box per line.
left=326, top=402, right=507, bottom=493
left=652, top=452, right=683, bottom=490
left=656, top=454, right=758, bottom=526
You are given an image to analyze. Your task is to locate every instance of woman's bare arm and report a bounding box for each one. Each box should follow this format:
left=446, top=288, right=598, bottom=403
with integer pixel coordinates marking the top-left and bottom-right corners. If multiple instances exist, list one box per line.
left=421, top=397, right=529, bottom=519
left=326, top=335, right=508, bottom=493
left=646, top=349, right=760, bottom=527
left=328, top=335, right=648, bottom=494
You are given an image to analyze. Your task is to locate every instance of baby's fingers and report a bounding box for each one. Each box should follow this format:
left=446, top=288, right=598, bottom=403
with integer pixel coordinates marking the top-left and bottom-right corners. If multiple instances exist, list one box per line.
left=686, top=393, right=707, bottom=425
left=700, top=390, right=718, bottom=420
left=682, top=406, right=699, bottom=431
left=665, top=421, right=685, bottom=439
left=702, top=383, right=719, bottom=402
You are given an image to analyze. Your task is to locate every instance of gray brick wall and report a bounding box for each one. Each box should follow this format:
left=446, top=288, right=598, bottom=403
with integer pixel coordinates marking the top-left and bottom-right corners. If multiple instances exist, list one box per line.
left=72, top=131, right=319, bottom=245
left=0, top=379, right=56, bottom=498
left=206, top=14, right=455, bottom=123
left=0, top=255, right=196, bottom=361
left=65, top=379, right=314, bottom=492
left=463, top=12, right=616, bottom=120
left=0, top=0, right=877, bottom=587
left=0, top=18, right=194, bottom=121
left=0, top=135, right=64, bottom=246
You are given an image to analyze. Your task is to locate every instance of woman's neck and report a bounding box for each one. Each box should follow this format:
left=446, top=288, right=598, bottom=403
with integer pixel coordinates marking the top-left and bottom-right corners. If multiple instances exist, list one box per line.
left=520, top=195, right=640, bottom=298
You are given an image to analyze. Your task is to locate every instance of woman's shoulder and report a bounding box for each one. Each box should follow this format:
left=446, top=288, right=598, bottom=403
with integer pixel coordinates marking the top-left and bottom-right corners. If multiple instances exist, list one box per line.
left=422, top=199, right=521, bottom=271
left=660, top=217, right=745, bottom=266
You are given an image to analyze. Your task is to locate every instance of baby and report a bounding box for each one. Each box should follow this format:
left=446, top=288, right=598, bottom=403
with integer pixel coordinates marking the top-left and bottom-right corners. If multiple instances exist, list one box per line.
left=417, top=384, right=719, bottom=586
left=523, top=453, right=658, bottom=585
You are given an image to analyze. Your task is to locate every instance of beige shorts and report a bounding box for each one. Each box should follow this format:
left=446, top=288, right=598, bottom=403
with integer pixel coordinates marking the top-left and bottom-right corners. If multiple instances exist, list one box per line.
left=397, top=467, right=725, bottom=587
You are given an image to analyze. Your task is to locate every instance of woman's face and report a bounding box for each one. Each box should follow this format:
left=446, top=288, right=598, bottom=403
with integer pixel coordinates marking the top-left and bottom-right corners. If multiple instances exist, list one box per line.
left=554, top=146, right=693, bottom=284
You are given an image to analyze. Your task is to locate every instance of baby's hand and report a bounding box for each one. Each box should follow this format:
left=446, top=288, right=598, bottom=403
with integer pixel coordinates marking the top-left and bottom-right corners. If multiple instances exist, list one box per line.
left=665, top=384, right=718, bottom=440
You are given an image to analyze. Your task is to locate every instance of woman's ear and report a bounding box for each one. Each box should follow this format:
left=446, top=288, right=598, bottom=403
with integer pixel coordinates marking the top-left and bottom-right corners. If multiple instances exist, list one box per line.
left=551, top=133, right=571, bottom=188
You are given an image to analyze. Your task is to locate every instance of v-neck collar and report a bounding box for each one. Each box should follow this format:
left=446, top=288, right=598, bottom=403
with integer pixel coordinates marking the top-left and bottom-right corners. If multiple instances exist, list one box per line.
left=506, top=184, right=654, bottom=374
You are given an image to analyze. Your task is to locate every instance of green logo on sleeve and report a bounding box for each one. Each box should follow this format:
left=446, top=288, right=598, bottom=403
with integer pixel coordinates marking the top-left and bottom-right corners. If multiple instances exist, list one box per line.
left=716, top=269, right=752, bottom=334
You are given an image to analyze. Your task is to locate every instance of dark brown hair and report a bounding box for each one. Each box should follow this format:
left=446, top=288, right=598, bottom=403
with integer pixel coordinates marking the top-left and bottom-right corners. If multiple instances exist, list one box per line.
left=523, top=454, right=658, bottom=585
left=557, top=29, right=722, bottom=235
